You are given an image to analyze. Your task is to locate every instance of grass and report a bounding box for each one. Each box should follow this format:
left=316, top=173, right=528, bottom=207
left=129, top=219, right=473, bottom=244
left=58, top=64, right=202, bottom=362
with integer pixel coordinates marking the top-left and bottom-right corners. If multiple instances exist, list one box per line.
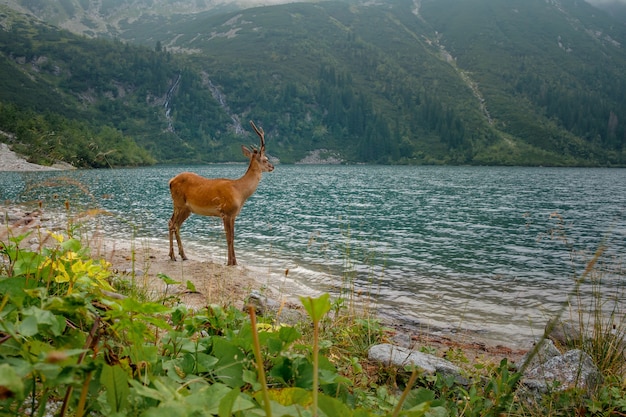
left=1, top=201, right=625, bottom=416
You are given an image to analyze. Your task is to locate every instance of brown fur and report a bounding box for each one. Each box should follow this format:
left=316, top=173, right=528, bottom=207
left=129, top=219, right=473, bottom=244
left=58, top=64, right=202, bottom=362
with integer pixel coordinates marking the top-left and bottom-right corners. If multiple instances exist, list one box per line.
left=168, top=121, right=274, bottom=265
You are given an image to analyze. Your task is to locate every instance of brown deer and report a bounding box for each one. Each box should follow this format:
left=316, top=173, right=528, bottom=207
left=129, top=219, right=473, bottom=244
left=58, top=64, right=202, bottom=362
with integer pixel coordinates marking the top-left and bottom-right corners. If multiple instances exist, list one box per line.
left=168, top=121, right=274, bottom=265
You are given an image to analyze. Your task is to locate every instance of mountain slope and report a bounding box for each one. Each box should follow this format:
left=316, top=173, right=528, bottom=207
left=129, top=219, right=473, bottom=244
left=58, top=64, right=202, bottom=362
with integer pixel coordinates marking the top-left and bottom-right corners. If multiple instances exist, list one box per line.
left=1, top=0, right=625, bottom=166
left=0, top=0, right=243, bottom=37
left=0, top=7, right=232, bottom=166
left=152, top=0, right=626, bottom=164
left=419, top=0, right=626, bottom=163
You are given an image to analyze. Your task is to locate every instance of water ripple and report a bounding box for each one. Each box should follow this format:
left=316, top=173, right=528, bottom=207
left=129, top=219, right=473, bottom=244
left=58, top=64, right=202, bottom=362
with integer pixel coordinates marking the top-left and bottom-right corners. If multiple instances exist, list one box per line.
left=2, top=165, right=625, bottom=346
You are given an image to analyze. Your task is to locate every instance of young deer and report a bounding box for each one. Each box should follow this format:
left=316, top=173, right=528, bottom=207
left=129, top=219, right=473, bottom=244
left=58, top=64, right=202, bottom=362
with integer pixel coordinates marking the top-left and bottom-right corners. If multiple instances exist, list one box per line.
left=168, top=121, right=274, bottom=265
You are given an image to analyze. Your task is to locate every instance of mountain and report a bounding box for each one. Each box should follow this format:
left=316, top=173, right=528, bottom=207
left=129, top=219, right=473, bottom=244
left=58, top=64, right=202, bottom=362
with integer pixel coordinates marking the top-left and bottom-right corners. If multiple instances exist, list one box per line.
left=0, top=0, right=242, bottom=37
left=0, top=6, right=227, bottom=166
left=587, top=0, right=626, bottom=21
left=1, top=0, right=625, bottom=166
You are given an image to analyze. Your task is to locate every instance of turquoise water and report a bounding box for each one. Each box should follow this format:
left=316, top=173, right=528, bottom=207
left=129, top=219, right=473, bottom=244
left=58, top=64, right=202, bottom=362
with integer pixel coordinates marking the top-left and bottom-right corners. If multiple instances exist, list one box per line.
left=2, top=165, right=625, bottom=346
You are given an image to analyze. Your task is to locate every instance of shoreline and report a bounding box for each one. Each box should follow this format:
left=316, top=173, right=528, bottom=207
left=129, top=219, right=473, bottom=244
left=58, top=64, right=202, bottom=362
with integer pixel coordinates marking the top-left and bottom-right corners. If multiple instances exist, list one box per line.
left=1, top=203, right=528, bottom=366
left=0, top=145, right=530, bottom=364
left=0, top=142, right=75, bottom=171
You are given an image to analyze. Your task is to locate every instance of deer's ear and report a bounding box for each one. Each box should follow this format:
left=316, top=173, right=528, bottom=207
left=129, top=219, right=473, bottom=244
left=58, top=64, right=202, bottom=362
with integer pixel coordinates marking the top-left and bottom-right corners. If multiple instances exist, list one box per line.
left=242, top=145, right=253, bottom=157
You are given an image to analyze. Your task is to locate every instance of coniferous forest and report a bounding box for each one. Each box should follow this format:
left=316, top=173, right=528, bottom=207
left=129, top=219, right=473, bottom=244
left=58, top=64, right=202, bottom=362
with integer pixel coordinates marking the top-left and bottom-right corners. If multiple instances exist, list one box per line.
left=0, top=0, right=625, bottom=167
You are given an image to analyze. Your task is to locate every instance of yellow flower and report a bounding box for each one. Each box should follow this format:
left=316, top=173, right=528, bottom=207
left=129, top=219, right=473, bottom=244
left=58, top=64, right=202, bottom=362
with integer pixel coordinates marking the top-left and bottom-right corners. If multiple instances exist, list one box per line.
left=48, top=232, right=65, bottom=243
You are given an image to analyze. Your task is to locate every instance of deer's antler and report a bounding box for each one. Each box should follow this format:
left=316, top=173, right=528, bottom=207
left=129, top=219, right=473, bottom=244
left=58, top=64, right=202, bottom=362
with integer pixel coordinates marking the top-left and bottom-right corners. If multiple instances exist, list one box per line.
left=249, top=120, right=265, bottom=150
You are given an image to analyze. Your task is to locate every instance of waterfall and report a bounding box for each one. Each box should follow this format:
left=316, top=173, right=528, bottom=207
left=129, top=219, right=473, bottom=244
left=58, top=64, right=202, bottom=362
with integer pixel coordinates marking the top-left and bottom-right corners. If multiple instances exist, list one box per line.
left=164, top=73, right=181, bottom=132
left=203, top=72, right=245, bottom=135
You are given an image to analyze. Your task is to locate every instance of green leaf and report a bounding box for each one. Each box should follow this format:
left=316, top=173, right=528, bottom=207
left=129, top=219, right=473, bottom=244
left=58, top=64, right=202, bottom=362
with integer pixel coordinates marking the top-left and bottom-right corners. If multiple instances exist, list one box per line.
left=0, top=363, right=25, bottom=401
left=128, top=379, right=169, bottom=403
left=20, top=306, right=66, bottom=337
left=185, top=280, right=197, bottom=292
left=61, top=238, right=81, bottom=253
left=100, top=364, right=130, bottom=413
left=122, top=297, right=171, bottom=314
left=19, top=315, right=39, bottom=337
left=218, top=386, right=240, bottom=417
left=404, top=388, right=436, bottom=409
left=211, top=338, right=246, bottom=388
left=278, top=325, right=301, bottom=344
left=423, top=406, right=449, bottom=417
left=184, top=383, right=231, bottom=413
left=317, top=393, right=353, bottom=417
left=185, top=383, right=256, bottom=414
left=12, top=251, right=45, bottom=277
left=141, top=404, right=189, bottom=417
left=300, top=293, right=331, bottom=323
left=0, top=277, right=28, bottom=307
left=196, top=352, right=219, bottom=373
left=128, top=344, right=158, bottom=367
left=265, top=387, right=311, bottom=406
left=157, top=273, right=180, bottom=286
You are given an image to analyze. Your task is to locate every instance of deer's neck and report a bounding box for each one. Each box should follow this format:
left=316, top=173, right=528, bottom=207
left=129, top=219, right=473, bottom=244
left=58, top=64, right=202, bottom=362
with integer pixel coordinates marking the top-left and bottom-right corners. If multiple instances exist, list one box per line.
left=236, top=161, right=263, bottom=199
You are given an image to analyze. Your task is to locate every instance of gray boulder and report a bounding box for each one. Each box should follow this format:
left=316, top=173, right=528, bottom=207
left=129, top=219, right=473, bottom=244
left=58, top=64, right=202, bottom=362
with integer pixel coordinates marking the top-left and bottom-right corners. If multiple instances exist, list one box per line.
left=246, top=291, right=304, bottom=325
left=520, top=349, right=602, bottom=397
left=517, top=339, right=561, bottom=373
left=546, top=319, right=583, bottom=347
left=368, top=343, right=468, bottom=384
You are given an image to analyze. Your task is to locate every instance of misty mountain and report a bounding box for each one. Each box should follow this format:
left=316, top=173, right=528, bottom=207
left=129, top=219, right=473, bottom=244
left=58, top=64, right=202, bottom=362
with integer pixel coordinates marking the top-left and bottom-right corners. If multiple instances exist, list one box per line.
left=1, top=0, right=625, bottom=166
left=586, top=0, right=626, bottom=20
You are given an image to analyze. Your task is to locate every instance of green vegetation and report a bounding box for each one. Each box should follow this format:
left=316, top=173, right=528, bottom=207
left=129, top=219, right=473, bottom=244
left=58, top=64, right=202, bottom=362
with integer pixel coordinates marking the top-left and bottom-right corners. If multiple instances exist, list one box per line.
left=0, top=102, right=155, bottom=167
left=0, top=7, right=237, bottom=166
left=1, top=208, right=625, bottom=416
left=1, top=0, right=626, bottom=166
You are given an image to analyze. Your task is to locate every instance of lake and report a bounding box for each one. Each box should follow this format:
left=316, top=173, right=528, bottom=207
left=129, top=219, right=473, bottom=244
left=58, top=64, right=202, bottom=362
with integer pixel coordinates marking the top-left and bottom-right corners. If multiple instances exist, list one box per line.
left=2, top=165, right=625, bottom=347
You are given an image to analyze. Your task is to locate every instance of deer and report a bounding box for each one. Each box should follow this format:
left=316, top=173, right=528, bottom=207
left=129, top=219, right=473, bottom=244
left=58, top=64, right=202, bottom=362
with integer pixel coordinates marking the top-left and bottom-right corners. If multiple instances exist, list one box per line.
left=168, top=120, right=274, bottom=266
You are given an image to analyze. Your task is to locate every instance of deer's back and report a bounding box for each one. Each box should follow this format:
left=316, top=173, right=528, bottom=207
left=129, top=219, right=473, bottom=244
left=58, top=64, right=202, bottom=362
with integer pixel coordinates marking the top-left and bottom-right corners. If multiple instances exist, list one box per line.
left=169, top=172, right=243, bottom=217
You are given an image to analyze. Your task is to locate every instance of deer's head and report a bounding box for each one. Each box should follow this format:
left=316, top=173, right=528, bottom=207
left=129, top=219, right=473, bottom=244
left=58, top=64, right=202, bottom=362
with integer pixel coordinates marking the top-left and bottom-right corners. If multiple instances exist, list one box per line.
left=244, top=121, right=274, bottom=172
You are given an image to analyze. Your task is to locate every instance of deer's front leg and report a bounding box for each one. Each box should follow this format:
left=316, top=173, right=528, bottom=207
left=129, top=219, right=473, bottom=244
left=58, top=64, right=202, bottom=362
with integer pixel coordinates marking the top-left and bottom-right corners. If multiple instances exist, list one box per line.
left=223, top=216, right=237, bottom=266
left=169, top=209, right=190, bottom=261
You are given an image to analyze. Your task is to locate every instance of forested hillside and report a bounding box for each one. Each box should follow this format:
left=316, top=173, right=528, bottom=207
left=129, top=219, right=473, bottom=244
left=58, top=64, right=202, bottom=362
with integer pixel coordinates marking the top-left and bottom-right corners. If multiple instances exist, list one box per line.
left=0, top=7, right=239, bottom=166
left=1, top=0, right=625, bottom=166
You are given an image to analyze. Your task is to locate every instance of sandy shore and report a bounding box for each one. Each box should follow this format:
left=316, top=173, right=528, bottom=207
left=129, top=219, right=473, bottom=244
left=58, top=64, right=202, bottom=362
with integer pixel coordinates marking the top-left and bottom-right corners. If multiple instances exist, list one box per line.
left=0, top=206, right=268, bottom=310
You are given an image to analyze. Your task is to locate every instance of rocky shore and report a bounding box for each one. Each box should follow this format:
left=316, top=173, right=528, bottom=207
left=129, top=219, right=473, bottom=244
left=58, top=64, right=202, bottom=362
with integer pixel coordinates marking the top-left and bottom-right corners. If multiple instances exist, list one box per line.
left=0, top=142, right=75, bottom=171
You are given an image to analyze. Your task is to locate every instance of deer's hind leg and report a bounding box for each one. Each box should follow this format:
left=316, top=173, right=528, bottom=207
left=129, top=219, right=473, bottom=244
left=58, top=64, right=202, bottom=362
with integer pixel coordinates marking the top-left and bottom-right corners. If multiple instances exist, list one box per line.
left=222, top=215, right=237, bottom=266
left=169, top=208, right=191, bottom=261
